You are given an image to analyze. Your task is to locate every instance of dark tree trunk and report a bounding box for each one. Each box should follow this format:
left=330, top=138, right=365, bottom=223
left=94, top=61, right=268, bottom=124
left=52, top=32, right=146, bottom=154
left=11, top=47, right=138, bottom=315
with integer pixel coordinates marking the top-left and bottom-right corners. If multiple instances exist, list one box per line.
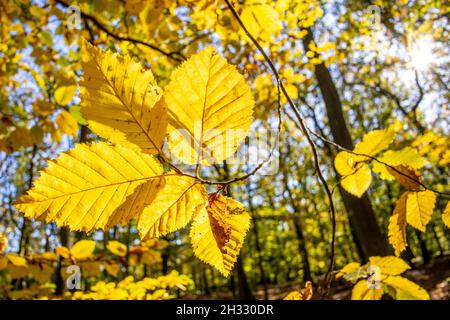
left=236, top=255, right=254, bottom=300
left=301, top=27, right=390, bottom=260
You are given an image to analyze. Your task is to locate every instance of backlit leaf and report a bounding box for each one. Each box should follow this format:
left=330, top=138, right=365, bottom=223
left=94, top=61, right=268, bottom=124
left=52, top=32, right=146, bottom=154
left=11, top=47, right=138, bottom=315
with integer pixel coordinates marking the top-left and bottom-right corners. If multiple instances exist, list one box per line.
left=368, top=256, right=410, bottom=275
left=137, top=175, right=208, bottom=239
left=190, top=195, right=251, bottom=277
left=107, top=241, right=127, bottom=257
left=383, top=276, right=430, bottom=300
left=80, top=42, right=167, bottom=154
left=164, top=46, right=254, bottom=166
left=14, top=142, right=163, bottom=232
left=388, top=193, right=408, bottom=256
left=406, top=190, right=436, bottom=232
left=71, top=240, right=96, bottom=260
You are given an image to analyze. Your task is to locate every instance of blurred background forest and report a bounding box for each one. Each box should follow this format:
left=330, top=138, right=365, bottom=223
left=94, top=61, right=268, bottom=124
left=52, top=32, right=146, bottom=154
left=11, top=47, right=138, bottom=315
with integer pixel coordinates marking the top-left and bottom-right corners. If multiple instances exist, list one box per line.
left=0, top=0, right=449, bottom=300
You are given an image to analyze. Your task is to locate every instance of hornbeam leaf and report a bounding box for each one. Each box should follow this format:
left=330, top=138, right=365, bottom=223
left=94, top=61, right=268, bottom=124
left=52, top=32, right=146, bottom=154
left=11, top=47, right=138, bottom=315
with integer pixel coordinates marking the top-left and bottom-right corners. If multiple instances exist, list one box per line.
left=14, top=142, right=163, bottom=232
left=406, top=190, right=436, bottom=232
left=388, top=192, right=408, bottom=256
left=164, top=46, right=254, bottom=166
left=190, top=195, right=251, bottom=277
left=137, top=175, right=208, bottom=239
left=80, top=42, right=167, bottom=154
left=383, top=276, right=430, bottom=300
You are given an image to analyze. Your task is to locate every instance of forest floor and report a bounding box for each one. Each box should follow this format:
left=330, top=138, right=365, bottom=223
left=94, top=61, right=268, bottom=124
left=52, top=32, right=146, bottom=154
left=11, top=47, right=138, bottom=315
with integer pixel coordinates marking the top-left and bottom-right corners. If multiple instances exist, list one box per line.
left=185, top=255, right=449, bottom=300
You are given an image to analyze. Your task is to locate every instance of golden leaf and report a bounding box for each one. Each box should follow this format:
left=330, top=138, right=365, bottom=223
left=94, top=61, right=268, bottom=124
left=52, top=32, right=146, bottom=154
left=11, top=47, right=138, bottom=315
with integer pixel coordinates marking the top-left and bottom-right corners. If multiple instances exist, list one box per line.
left=137, top=175, right=208, bottom=239
left=353, top=128, right=396, bottom=158
left=386, top=165, right=421, bottom=190
left=107, top=241, right=127, bottom=257
left=351, top=279, right=383, bottom=300
left=368, top=256, right=410, bottom=275
left=190, top=195, right=251, bottom=276
left=80, top=42, right=167, bottom=154
left=56, top=110, right=79, bottom=137
left=14, top=142, right=163, bottom=232
left=165, top=46, right=254, bottom=166
left=383, top=276, right=429, bottom=300
left=388, top=193, right=408, bottom=256
left=406, top=190, right=436, bottom=231
left=70, top=240, right=96, bottom=260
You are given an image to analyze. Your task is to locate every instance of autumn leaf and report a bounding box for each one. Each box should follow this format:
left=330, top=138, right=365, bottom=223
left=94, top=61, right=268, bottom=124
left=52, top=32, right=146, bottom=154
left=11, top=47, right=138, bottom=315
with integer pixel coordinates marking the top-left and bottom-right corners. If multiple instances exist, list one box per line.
left=335, top=151, right=372, bottom=197
left=283, top=281, right=313, bottom=300
left=368, top=256, right=410, bottom=275
left=70, top=240, right=96, bottom=260
left=353, top=128, right=396, bottom=158
left=164, top=46, right=254, bottom=166
left=14, top=142, right=163, bottom=232
left=383, top=276, right=430, bottom=300
left=372, top=147, right=426, bottom=180
left=137, top=175, right=208, bottom=239
left=386, top=165, right=422, bottom=190
left=190, top=195, right=251, bottom=277
left=6, top=254, right=28, bottom=267
left=351, top=280, right=383, bottom=300
left=406, top=190, right=436, bottom=232
left=107, top=241, right=127, bottom=257
left=56, top=110, right=79, bottom=137
left=239, top=1, right=282, bottom=41
left=388, top=193, right=408, bottom=256
left=80, top=42, right=167, bottom=154
left=104, top=261, right=121, bottom=277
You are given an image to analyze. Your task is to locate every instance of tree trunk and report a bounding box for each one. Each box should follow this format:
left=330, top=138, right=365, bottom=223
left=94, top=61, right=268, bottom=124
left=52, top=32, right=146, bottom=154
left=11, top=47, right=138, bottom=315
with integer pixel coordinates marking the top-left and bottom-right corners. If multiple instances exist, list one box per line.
left=246, top=185, right=268, bottom=299
left=302, top=27, right=390, bottom=260
left=236, top=255, right=254, bottom=299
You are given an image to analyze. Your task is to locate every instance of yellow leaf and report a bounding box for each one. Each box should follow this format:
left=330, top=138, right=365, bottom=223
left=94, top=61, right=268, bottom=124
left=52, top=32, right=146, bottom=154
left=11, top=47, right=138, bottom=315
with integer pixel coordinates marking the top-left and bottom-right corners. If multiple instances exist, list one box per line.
left=368, top=256, right=410, bottom=276
left=7, top=254, right=28, bottom=267
left=388, top=193, right=408, bottom=256
left=353, top=128, right=396, bottom=157
left=190, top=195, right=251, bottom=277
left=107, top=241, right=127, bottom=257
left=71, top=240, right=96, bottom=260
left=80, top=42, right=167, bottom=154
left=335, top=151, right=372, bottom=197
left=56, top=246, right=71, bottom=259
left=334, top=151, right=358, bottom=176
left=443, top=201, right=450, bottom=228
left=138, top=175, right=208, bottom=239
left=372, top=147, right=426, bottom=180
left=406, top=190, right=436, bottom=231
left=56, top=110, right=79, bottom=137
left=240, top=1, right=282, bottom=41
left=283, top=281, right=313, bottom=300
left=383, top=276, right=429, bottom=300
left=386, top=165, right=421, bottom=190
left=54, top=84, right=77, bottom=106
left=0, top=233, right=7, bottom=253
left=104, top=261, right=121, bottom=277
left=33, top=100, right=54, bottom=117
left=341, top=163, right=372, bottom=198
left=165, top=46, right=254, bottom=166
left=14, top=142, right=163, bottom=232
left=336, top=262, right=361, bottom=279
left=351, top=279, right=383, bottom=300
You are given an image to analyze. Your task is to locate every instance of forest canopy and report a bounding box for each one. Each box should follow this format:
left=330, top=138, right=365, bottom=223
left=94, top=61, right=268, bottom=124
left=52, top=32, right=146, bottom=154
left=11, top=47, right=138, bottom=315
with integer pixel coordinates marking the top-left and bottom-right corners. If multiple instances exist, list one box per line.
left=0, top=0, right=449, bottom=301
